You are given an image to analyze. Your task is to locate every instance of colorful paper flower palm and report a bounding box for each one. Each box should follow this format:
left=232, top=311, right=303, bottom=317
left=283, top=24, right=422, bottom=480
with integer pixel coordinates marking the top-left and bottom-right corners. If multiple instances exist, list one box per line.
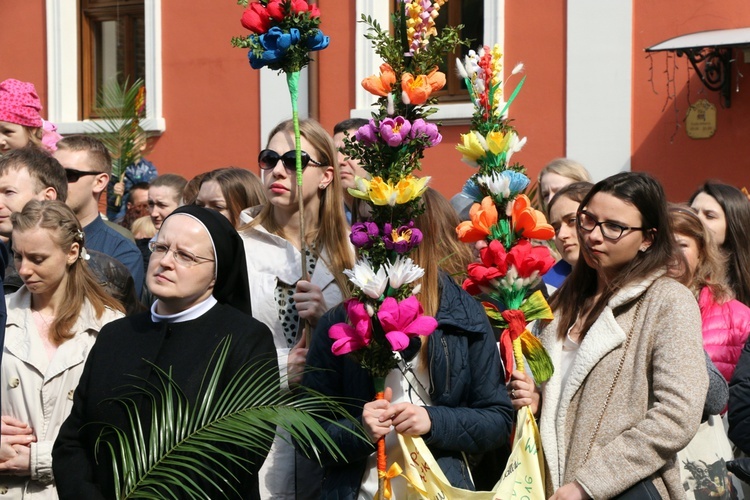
left=328, top=4, right=463, bottom=497
left=455, top=45, right=555, bottom=384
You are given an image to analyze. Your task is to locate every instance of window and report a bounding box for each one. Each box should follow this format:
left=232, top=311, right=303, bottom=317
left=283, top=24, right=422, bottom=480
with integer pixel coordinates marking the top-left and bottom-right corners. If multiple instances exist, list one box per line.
left=434, top=0, right=485, bottom=101
left=45, top=0, right=164, bottom=134
left=354, top=0, right=501, bottom=123
left=80, top=0, right=146, bottom=118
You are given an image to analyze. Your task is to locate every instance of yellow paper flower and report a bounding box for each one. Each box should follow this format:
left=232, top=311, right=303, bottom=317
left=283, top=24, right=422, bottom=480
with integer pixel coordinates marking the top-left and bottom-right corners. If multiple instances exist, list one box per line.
left=368, top=177, right=397, bottom=206
left=395, top=175, right=430, bottom=204
left=347, top=175, right=429, bottom=206
left=486, top=130, right=511, bottom=155
left=348, top=176, right=374, bottom=202
left=456, top=131, right=487, bottom=167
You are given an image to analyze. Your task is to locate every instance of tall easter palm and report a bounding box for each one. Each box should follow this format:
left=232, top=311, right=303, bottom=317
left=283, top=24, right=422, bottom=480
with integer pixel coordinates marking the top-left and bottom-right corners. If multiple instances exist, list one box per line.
left=98, top=337, right=363, bottom=499
left=91, top=78, right=146, bottom=207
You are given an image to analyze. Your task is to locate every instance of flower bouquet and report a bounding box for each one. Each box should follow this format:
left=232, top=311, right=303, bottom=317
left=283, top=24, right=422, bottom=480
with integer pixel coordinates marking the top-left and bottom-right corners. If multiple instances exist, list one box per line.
left=454, top=45, right=551, bottom=498
left=327, top=2, right=463, bottom=498
left=232, top=0, right=329, bottom=283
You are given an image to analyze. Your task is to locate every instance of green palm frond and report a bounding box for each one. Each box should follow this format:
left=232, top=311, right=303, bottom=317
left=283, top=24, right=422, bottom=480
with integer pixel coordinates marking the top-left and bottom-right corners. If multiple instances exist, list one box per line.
left=91, top=78, right=146, bottom=181
left=97, top=337, right=365, bottom=499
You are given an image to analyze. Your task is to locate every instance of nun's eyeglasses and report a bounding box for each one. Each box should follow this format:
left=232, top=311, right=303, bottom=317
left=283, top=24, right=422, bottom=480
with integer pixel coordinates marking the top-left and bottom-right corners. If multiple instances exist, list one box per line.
left=149, top=241, right=215, bottom=267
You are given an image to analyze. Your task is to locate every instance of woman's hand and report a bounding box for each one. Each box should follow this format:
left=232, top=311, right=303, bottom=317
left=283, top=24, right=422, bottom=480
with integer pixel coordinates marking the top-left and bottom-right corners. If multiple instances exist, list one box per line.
left=550, top=481, right=589, bottom=500
left=362, top=388, right=393, bottom=443
left=293, top=280, right=327, bottom=326
left=1, top=416, right=35, bottom=447
left=508, top=370, right=541, bottom=415
left=0, top=445, right=31, bottom=475
left=286, top=335, right=308, bottom=386
left=113, top=182, right=125, bottom=197
left=382, top=402, right=432, bottom=436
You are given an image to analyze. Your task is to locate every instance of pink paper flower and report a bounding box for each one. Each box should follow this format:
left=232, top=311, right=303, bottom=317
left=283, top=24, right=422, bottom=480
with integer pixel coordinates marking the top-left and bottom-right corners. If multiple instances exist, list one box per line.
left=376, top=296, right=437, bottom=351
left=329, top=299, right=372, bottom=355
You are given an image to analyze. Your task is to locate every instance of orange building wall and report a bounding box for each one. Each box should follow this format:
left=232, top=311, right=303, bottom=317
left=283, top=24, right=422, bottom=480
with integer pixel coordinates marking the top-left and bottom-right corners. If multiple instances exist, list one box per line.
left=632, top=0, right=750, bottom=202
left=503, top=0, right=568, bottom=184
left=147, top=1, right=262, bottom=181
left=0, top=2, right=48, bottom=112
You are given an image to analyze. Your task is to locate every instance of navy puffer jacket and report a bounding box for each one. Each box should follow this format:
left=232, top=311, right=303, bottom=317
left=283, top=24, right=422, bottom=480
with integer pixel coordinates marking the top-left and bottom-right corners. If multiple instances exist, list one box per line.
left=302, top=274, right=514, bottom=499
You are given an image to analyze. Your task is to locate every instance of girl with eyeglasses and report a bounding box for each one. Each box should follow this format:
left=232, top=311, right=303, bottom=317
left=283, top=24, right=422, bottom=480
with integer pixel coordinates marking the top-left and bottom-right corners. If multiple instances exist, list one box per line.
left=508, top=172, right=709, bottom=499
left=239, top=118, right=354, bottom=499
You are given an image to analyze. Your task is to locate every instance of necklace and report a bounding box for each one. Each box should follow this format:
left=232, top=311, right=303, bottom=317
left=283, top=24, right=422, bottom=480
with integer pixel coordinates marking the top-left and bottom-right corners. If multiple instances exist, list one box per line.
left=33, top=309, right=54, bottom=332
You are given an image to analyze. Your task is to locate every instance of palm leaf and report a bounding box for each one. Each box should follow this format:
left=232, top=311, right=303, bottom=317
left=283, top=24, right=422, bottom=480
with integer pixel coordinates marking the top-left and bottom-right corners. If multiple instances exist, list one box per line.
left=97, top=336, right=366, bottom=499
left=90, top=78, right=146, bottom=182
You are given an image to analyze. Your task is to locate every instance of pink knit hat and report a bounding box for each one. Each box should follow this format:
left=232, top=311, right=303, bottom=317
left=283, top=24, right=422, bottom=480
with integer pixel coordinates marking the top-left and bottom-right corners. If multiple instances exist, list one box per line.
left=0, top=79, right=43, bottom=128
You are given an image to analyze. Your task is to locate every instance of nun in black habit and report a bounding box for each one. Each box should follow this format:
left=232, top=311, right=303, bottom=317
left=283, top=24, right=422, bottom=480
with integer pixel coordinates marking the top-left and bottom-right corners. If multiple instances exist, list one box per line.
left=52, top=205, right=278, bottom=500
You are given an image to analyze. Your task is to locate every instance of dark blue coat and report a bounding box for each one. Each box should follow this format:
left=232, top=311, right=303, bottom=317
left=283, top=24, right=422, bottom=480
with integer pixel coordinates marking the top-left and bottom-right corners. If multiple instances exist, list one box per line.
left=302, top=274, right=514, bottom=499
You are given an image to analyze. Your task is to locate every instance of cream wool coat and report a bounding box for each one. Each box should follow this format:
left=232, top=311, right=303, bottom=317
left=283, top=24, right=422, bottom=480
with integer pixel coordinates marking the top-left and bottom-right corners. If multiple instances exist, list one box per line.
left=0, top=287, right=123, bottom=499
left=538, top=272, right=708, bottom=499
left=240, top=208, right=348, bottom=500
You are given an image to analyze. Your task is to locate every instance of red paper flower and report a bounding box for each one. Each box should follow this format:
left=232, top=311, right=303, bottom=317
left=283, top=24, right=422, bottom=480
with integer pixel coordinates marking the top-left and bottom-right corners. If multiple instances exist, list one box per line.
left=266, top=0, right=285, bottom=21
left=463, top=240, right=509, bottom=295
left=241, top=2, right=272, bottom=34
left=505, top=240, right=555, bottom=278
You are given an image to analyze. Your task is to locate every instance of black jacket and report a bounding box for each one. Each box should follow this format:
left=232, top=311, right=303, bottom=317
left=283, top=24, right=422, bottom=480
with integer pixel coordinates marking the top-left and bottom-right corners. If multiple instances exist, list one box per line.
left=729, top=335, right=750, bottom=453
left=302, top=274, right=514, bottom=499
left=52, top=303, right=278, bottom=499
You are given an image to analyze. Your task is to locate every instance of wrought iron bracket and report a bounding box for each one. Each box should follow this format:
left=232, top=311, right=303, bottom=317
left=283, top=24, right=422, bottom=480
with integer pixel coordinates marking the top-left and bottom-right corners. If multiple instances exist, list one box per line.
left=675, top=46, right=733, bottom=108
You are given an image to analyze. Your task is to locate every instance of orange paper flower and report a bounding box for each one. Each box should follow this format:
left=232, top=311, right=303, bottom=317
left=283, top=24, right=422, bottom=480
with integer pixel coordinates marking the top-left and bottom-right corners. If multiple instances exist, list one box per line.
left=511, top=195, right=554, bottom=240
left=401, top=68, right=446, bottom=105
left=456, top=196, right=498, bottom=243
left=362, top=63, right=397, bottom=97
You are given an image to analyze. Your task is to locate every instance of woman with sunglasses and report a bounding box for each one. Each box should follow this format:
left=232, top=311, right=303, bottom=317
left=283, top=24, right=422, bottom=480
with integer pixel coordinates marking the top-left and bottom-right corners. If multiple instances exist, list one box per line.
left=509, top=172, right=708, bottom=499
left=239, top=118, right=353, bottom=499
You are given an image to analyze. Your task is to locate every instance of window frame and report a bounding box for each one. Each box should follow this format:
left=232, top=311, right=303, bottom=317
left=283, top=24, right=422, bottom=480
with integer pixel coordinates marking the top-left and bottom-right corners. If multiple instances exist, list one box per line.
left=353, top=0, right=502, bottom=124
left=45, top=0, right=164, bottom=134
left=80, top=0, right=146, bottom=119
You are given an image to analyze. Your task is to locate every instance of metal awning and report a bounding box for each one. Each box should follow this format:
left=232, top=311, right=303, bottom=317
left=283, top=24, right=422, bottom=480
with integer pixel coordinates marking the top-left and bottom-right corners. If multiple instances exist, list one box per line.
left=646, top=27, right=750, bottom=52
left=645, top=27, right=750, bottom=108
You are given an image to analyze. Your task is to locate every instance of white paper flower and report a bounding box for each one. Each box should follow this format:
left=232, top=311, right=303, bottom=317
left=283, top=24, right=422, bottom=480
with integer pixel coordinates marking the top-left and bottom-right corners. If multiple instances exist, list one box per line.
left=476, top=172, right=511, bottom=199
left=385, top=256, right=425, bottom=289
left=506, top=134, right=527, bottom=163
left=344, top=259, right=388, bottom=299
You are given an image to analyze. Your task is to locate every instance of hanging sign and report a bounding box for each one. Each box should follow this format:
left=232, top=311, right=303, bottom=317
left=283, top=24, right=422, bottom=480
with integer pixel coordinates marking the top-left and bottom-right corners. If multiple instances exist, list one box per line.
left=686, top=99, right=717, bottom=139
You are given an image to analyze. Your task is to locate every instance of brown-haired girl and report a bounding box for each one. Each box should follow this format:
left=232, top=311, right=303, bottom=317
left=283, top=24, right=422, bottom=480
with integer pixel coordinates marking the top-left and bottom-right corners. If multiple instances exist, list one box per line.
left=0, top=200, right=124, bottom=497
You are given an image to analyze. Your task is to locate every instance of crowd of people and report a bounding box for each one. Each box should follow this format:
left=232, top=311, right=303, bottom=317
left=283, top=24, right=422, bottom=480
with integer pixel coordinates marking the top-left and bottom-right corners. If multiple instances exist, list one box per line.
left=2, top=76, right=750, bottom=500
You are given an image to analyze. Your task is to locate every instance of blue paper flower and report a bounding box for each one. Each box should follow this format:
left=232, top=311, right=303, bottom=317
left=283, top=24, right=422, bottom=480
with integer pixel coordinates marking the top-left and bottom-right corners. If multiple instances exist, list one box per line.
left=248, top=27, right=302, bottom=69
left=305, top=29, right=330, bottom=51
left=503, top=170, right=530, bottom=196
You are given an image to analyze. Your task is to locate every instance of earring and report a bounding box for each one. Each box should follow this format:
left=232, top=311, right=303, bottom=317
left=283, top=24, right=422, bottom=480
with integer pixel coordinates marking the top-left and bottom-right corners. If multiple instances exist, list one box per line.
left=639, top=247, right=647, bottom=252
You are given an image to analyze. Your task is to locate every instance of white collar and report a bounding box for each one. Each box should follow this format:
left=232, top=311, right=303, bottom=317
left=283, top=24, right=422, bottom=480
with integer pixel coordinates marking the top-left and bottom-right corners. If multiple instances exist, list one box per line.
left=151, top=295, right=218, bottom=323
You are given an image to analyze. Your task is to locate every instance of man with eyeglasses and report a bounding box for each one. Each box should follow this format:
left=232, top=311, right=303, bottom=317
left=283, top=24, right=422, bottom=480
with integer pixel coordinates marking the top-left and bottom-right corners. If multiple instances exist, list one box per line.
left=54, top=136, right=144, bottom=295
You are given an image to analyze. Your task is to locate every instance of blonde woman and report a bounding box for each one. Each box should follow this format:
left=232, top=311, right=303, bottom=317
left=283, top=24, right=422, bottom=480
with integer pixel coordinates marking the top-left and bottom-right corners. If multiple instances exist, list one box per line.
left=538, top=157, right=591, bottom=215
left=0, top=200, right=124, bottom=498
left=239, top=118, right=354, bottom=498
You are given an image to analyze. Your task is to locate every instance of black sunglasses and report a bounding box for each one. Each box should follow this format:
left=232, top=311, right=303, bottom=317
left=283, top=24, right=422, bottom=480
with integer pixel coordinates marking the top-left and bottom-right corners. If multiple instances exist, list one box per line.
left=258, top=149, right=324, bottom=173
left=65, top=168, right=104, bottom=183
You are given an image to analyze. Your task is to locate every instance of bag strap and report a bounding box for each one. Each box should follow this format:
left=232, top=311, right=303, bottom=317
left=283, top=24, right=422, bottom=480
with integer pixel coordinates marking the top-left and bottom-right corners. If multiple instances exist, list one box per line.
left=583, top=294, right=646, bottom=464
